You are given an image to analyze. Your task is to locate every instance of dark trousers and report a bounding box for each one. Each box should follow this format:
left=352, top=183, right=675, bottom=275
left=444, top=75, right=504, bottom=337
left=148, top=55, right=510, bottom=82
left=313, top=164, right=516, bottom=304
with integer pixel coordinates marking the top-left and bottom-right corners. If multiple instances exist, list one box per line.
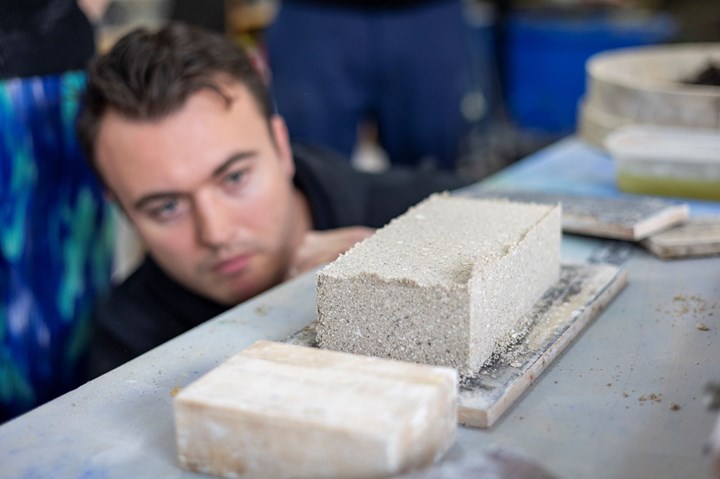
left=266, top=1, right=471, bottom=170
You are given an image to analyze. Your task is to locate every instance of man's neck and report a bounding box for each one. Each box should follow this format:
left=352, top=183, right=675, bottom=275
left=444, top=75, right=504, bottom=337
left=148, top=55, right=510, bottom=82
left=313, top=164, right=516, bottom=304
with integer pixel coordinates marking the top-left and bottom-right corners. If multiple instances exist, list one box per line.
left=292, top=187, right=313, bottom=244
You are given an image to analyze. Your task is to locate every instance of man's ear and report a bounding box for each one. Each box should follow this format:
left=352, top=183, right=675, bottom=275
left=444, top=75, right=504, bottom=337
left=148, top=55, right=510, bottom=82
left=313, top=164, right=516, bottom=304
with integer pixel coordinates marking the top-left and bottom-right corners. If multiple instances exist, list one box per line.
left=270, top=115, right=294, bottom=177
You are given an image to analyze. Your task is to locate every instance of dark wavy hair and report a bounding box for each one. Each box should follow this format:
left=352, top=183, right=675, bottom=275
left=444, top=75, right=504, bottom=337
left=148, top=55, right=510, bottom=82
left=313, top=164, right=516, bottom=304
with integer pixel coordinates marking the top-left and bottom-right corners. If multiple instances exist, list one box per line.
left=77, top=22, right=272, bottom=176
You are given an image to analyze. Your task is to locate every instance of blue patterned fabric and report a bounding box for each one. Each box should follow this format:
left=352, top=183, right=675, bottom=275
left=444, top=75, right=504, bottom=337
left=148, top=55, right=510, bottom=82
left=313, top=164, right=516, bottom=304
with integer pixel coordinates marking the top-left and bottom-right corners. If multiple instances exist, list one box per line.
left=0, top=71, right=114, bottom=422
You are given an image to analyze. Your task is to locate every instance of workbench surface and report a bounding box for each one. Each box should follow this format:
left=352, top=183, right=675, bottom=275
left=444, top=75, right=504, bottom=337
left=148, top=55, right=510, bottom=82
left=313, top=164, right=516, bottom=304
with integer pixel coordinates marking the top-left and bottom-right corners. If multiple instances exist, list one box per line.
left=2, top=138, right=718, bottom=479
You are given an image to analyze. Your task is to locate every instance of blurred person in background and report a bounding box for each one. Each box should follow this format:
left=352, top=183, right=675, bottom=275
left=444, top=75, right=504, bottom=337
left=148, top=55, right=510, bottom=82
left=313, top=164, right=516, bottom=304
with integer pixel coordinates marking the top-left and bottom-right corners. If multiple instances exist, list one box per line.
left=265, top=0, right=474, bottom=171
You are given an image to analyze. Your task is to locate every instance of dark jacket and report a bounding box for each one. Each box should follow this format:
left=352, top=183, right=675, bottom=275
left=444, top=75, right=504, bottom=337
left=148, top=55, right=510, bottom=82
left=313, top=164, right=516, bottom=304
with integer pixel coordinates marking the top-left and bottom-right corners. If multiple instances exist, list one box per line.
left=87, top=144, right=470, bottom=377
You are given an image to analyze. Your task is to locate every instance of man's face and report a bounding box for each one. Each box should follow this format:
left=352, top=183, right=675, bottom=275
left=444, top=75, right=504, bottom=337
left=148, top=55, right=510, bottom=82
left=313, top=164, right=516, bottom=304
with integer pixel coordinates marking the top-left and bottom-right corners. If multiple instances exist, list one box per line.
left=95, top=83, right=306, bottom=305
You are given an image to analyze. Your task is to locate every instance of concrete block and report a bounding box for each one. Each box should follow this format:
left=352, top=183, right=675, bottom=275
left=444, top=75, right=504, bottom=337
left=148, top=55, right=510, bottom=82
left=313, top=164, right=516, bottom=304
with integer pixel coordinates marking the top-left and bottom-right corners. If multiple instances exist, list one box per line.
left=316, top=194, right=561, bottom=375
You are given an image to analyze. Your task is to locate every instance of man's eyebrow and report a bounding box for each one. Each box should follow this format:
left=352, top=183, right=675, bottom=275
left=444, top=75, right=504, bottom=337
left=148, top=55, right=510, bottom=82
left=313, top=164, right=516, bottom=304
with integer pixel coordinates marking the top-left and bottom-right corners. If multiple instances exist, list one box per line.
left=212, top=151, right=257, bottom=178
left=133, top=152, right=257, bottom=211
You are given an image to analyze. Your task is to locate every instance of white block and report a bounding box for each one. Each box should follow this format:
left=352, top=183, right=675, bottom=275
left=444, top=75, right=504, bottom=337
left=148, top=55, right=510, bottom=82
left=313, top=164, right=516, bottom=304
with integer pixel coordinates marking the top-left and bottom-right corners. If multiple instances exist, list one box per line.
left=174, top=340, right=458, bottom=479
left=316, top=194, right=561, bottom=375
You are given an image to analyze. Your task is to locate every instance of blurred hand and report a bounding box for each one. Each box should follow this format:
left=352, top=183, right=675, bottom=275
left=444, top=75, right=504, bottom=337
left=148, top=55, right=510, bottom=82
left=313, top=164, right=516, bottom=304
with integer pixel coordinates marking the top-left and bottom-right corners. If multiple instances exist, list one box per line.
left=286, top=226, right=375, bottom=279
left=77, top=0, right=112, bottom=23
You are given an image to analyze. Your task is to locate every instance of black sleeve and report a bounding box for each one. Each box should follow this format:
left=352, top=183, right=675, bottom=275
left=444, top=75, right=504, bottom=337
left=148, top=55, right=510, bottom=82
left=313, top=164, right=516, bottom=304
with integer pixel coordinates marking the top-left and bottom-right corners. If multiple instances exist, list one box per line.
left=84, top=283, right=189, bottom=380
left=85, top=289, right=199, bottom=380
left=84, top=259, right=228, bottom=380
left=293, top=142, right=474, bottom=230
left=362, top=168, right=474, bottom=228
left=85, top=295, right=151, bottom=379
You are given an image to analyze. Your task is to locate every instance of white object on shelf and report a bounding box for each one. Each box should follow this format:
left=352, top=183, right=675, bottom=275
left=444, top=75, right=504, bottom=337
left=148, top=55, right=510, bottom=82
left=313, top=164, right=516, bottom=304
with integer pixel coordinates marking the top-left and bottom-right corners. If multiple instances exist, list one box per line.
left=604, top=125, right=720, bottom=200
left=606, top=125, right=720, bottom=176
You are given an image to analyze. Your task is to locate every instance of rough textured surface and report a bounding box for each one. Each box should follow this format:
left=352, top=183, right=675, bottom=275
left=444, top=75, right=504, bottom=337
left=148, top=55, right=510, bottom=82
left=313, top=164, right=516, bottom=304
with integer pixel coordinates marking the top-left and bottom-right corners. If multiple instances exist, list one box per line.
left=316, top=194, right=561, bottom=375
left=174, top=340, right=458, bottom=479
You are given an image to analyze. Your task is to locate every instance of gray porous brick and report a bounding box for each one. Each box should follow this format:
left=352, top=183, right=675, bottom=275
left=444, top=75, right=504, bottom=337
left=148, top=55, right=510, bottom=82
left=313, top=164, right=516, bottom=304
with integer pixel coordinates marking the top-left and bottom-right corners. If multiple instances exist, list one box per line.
left=316, top=194, right=561, bottom=376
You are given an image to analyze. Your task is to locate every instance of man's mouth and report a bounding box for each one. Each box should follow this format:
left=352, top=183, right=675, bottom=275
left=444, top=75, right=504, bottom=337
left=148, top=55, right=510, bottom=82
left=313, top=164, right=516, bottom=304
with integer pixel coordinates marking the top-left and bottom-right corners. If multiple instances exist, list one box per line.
left=213, top=254, right=253, bottom=276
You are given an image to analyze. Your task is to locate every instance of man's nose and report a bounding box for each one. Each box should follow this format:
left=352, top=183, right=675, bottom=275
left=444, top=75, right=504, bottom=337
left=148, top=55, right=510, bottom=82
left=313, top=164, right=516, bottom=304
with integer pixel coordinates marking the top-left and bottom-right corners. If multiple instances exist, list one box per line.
left=194, top=192, right=236, bottom=249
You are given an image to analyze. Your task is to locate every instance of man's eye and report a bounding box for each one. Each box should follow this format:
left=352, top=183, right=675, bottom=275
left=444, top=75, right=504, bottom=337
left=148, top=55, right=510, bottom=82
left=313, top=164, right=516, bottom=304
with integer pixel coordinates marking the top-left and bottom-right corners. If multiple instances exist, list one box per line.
left=148, top=199, right=184, bottom=221
left=225, top=170, right=245, bottom=184
left=223, top=169, right=248, bottom=192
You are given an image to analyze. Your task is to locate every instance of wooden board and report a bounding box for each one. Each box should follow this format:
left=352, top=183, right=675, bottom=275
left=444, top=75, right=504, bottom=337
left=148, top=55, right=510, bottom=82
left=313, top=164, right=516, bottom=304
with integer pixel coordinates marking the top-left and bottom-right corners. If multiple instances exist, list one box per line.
left=457, top=263, right=626, bottom=428
left=466, top=189, right=688, bottom=241
left=642, top=217, right=720, bottom=259
left=285, top=262, right=627, bottom=429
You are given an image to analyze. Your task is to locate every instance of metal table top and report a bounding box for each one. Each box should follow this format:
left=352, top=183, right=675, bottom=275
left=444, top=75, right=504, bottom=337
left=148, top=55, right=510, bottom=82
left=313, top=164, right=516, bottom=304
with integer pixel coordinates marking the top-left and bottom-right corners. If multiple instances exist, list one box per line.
left=2, top=138, right=718, bottom=479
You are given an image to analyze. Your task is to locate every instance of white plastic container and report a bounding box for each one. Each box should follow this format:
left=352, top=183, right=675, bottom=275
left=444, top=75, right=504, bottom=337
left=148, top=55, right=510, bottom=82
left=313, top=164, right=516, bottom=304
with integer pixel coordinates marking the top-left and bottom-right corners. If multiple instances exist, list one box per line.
left=605, top=125, right=720, bottom=201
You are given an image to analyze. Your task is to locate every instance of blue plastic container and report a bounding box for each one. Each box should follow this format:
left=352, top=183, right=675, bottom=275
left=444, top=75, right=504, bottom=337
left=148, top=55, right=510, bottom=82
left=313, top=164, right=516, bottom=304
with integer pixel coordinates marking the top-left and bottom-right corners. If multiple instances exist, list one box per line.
left=505, top=10, right=677, bottom=134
